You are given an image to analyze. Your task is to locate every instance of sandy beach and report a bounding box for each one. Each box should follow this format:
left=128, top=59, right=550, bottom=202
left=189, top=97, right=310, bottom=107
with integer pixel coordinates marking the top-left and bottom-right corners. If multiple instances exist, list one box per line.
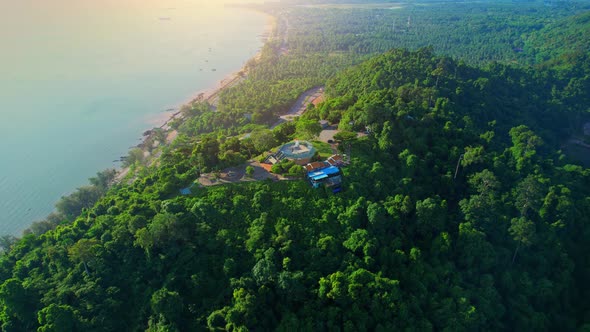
left=117, top=11, right=277, bottom=182
left=185, top=12, right=276, bottom=105
left=146, top=12, right=276, bottom=131
left=0, top=1, right=277, bottom=236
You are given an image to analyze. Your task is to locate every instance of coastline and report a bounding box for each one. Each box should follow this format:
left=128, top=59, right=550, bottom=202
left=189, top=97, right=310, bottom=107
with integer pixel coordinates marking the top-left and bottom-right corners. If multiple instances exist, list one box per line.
left=0, top=5, right=278, bottom=237
left=116, top=10, right=277, bottom=182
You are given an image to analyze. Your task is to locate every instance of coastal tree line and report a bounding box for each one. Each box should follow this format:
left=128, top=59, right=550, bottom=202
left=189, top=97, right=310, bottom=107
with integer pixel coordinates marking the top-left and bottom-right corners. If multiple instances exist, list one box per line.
left=13, top=0, right=590, bottom=239
left=1, top=1, right=590, bottom=330
left=1, top=44, right=590, bottom=329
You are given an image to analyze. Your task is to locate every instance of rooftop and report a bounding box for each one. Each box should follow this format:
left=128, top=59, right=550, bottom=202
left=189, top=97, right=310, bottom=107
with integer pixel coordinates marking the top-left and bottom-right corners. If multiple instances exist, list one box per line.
left=327, top=154, right=344, bottom=166
left=305, top=161, right=329, bottom=172
left=308, top=165, right=341, bottom=181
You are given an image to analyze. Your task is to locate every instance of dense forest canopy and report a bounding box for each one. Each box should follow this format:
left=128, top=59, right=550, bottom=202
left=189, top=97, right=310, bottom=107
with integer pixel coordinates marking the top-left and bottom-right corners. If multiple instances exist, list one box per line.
left=525, top=11, right=590, bottom=63
left=1, top=0, right=590, bottom=331
left=282, top=0, right=590, bottom=64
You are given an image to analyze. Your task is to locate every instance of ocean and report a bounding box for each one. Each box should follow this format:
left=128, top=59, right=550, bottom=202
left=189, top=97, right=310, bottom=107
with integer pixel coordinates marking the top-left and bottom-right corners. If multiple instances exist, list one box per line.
left=0, top=0, right=269, bottom=235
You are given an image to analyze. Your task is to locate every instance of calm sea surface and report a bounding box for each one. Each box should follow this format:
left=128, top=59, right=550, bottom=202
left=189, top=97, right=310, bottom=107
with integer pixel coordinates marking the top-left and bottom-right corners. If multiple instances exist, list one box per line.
left=0, top=0, right=268, bottom=235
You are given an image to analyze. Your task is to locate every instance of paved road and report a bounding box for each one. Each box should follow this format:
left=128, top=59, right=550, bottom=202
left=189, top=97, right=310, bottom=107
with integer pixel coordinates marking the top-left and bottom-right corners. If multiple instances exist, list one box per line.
left=271, top=86, right=324, bottom=129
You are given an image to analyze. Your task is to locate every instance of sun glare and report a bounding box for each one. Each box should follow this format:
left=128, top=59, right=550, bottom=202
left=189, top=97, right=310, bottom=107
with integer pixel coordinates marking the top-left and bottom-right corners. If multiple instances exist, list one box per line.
left=181, top=0, right=273, bottom=6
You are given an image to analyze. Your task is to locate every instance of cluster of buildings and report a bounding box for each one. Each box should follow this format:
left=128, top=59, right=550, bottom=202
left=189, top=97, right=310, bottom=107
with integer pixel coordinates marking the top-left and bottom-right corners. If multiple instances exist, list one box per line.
left=304, top=154, right=344, bottom=192
left=262, top=140, right=346, bottom=192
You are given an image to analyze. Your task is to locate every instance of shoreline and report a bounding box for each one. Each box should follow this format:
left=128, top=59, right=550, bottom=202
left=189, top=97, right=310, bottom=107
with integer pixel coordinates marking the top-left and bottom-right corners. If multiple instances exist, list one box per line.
left=154, top=11, right=276, bottom=130
left=116, top=10, right=277, bottom=182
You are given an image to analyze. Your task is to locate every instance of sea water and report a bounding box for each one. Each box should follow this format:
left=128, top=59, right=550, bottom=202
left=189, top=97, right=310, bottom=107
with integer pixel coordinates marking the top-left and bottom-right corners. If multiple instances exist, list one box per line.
left=0, top=0, right=269, bottom=235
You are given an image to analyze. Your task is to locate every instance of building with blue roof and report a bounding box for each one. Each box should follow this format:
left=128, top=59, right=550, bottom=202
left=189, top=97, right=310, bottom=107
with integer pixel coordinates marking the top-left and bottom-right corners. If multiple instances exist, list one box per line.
left=307, top=165, right=342, bottom=190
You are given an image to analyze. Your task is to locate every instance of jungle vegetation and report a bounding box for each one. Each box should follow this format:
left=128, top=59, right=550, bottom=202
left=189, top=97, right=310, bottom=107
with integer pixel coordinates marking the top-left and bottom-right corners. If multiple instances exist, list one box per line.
left=2, top=1, right=590, bottom=331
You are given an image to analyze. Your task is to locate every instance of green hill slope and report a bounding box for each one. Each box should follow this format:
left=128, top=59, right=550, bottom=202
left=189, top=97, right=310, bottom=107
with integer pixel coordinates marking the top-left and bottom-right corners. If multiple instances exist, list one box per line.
left=1, top=48, right=590, bottom=331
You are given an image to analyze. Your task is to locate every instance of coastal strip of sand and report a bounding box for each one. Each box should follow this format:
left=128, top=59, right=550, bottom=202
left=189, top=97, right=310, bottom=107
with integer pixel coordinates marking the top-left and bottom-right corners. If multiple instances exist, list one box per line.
left=146, top=11, right=276, bottom=132
left=116, top=11, right=277, bottom=182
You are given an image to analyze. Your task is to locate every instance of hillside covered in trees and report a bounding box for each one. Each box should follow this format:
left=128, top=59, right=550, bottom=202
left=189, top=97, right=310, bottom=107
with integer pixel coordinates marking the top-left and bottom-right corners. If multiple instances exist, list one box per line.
left=2, top=47, right=590, bottom=330
left=2, top=1, right=590, bottom=331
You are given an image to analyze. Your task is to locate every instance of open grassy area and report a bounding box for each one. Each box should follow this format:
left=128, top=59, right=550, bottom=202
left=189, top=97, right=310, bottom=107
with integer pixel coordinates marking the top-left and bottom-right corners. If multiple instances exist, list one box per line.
left=312, top=140, right=334, bottom=159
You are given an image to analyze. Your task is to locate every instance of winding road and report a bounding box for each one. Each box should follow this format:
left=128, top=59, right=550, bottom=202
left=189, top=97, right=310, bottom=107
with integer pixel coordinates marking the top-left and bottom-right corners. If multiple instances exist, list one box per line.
left=271, top=86, right=324, bottom=129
